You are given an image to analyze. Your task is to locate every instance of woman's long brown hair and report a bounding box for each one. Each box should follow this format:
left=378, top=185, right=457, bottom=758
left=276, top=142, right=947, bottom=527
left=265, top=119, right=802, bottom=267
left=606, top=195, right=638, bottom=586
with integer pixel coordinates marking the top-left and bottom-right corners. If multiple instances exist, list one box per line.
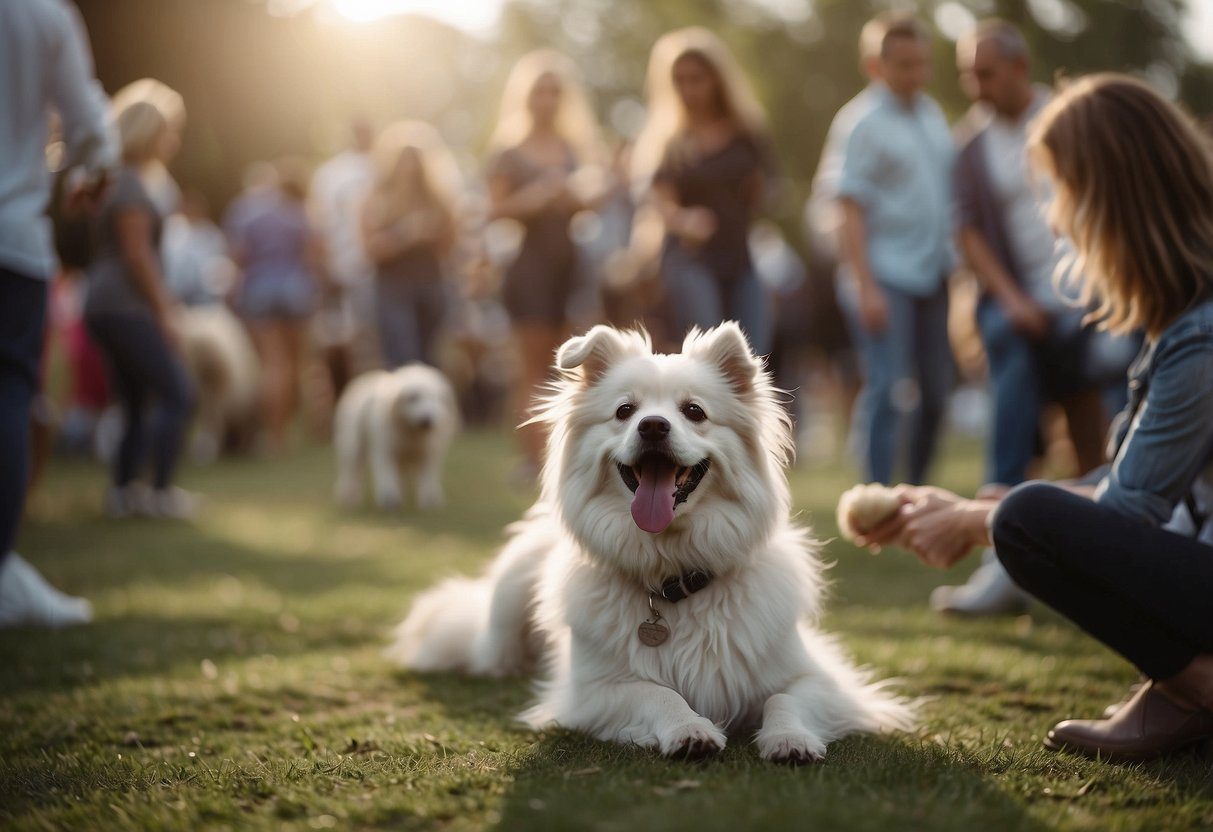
left=1029, top=73, right=1213, bottom=336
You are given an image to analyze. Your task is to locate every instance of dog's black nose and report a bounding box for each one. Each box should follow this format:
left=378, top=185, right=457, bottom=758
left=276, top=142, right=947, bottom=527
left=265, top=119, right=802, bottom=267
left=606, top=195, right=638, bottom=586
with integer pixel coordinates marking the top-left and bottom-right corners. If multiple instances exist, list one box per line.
left=416, top=416, right=433, bottom=430
left=637, top=416, right=670, bottom=441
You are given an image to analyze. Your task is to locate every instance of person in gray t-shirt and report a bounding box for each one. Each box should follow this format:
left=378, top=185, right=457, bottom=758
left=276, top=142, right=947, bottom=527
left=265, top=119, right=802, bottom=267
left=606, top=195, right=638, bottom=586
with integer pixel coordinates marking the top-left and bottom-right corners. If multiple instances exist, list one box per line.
left=83, top=85, right=200, bottom=521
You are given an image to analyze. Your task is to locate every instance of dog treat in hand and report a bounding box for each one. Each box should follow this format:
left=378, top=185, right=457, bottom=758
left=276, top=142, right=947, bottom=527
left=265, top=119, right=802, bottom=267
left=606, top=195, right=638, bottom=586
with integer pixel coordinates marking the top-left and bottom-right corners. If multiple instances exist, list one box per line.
left=836, top=484, right=902, bottom=543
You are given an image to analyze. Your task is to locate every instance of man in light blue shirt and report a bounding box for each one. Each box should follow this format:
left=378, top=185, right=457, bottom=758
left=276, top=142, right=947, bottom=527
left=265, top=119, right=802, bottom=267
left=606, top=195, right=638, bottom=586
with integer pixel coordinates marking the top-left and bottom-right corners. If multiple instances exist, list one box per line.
left=0, top=0, right=113, bottom=627
left=835, top=12, right=955, bottom=485
left=804, top=15, right=890, bottom=259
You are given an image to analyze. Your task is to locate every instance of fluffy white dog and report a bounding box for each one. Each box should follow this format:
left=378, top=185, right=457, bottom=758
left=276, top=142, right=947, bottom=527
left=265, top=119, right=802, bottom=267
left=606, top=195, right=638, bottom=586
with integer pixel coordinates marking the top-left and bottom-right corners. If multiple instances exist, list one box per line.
left=388, top=324, right=913, bottom=761
left=334, top=365, right=459, bottom=511
left=178, top=305, right=259, bottom=463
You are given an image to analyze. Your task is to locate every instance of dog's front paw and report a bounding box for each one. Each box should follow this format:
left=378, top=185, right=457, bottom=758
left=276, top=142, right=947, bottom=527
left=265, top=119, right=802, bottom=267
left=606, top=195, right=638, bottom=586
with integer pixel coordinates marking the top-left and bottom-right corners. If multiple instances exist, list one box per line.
left=756, top=730, right=826, bottom=765
left=659, top=719, right=726, bottom=759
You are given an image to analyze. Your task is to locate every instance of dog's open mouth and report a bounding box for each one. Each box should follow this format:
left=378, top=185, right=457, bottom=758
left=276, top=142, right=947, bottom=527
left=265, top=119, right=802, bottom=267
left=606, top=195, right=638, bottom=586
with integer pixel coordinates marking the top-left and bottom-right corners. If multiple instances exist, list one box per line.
left=617, top=451, right=710, bottom=534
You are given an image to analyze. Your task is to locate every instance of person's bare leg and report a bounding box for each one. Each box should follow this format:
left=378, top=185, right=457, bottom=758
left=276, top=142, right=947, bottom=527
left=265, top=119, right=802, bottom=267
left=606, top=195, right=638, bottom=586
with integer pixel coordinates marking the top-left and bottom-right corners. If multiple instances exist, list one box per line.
left=513, top=324, right=563, bottom=471
left=312, top=342, right=349, bottom=436
left=1060, top=389, right=1108, bottom=476
left=249, top=322, right=286, bottom=453
left=281, top=320, right=308, bottom=449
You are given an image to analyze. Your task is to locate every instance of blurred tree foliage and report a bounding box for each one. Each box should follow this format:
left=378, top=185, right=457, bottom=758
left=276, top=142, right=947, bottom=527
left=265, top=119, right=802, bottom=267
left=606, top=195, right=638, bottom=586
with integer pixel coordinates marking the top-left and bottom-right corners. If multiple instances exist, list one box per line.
left=75, top=0, right=1212, bottom=230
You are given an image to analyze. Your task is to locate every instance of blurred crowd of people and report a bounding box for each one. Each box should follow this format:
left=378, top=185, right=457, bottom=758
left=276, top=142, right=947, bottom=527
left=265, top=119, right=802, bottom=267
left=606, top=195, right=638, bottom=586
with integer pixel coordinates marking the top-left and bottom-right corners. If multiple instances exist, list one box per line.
left=47, top=19, right=1146, bottom=490
left=1, top=1, right=1199, bottom=628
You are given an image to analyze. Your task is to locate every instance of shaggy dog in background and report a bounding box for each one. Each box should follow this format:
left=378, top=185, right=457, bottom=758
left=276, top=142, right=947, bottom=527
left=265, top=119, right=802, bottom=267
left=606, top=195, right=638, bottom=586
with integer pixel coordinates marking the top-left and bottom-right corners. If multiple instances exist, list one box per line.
left=389, top=323, right=913, bottom=762
left=178, top=305, right=259, bottom=463
left=334, top=364, right=459, bottom=511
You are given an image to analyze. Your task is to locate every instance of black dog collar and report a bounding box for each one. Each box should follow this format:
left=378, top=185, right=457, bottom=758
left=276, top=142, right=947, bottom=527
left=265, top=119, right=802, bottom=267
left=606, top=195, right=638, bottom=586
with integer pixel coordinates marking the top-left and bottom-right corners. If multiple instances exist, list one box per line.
left=653, top=569, right=713, bottom=603
left=638, top=569, right=714, bottom=646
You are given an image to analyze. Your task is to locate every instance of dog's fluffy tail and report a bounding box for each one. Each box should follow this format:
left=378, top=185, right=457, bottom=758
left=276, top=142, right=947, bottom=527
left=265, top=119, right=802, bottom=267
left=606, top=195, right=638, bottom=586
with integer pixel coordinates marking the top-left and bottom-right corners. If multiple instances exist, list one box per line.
left=797, top=625, right=918, bottom=736
left=385, top=576, right=493, bottom=672
left=385, top=511, right=554, bottom=677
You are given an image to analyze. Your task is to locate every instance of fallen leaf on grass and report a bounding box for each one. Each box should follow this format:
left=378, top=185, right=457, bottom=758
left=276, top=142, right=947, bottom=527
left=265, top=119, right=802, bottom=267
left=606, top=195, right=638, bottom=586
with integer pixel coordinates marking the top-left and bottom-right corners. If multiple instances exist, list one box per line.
left=653, top=779, right=701, bottom=796
left=1042, top=780, right=1097, bottom=801
left=344, top=738, right=382, bottom=755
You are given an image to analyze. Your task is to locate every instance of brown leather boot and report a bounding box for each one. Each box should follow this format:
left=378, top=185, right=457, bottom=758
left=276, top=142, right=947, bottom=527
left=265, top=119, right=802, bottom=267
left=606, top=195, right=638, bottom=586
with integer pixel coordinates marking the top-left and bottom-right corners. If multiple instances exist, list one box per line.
left=1101, top=678, right=1146, bottom=719
left=1045, top=680, right=1213, bottom=763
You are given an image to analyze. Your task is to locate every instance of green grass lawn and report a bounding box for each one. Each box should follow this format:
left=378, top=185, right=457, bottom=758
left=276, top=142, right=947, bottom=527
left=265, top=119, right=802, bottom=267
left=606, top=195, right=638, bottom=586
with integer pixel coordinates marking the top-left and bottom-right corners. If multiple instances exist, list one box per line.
left=2, top=430, right=1210, bottom=831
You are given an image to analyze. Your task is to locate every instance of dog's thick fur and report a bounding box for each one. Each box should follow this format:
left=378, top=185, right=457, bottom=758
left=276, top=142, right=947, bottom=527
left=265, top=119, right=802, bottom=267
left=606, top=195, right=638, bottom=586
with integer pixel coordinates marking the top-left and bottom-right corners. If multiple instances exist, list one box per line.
left=179, top=305, right=259, bottom=463
left=334, top=365, right=459, bottom=511
left=389, top=324, right=913, bottom=760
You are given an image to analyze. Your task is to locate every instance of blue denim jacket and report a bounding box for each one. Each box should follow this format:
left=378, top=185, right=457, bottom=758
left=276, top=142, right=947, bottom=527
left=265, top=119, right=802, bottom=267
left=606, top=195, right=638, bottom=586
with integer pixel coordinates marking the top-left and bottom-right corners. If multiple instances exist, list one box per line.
left=1095, top=297, right=1213, bottom=542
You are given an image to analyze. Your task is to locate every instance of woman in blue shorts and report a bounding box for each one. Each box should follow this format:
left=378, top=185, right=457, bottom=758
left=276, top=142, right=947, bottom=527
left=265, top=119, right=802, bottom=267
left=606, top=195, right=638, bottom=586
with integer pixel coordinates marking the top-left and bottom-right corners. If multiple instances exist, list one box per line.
left=227, top=158, right=323, bottom=453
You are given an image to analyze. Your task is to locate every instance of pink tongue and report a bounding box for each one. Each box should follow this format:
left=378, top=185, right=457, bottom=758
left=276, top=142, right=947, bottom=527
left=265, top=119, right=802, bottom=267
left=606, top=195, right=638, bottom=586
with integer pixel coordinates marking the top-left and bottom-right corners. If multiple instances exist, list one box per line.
left=631, top=458, right=678, bottom=533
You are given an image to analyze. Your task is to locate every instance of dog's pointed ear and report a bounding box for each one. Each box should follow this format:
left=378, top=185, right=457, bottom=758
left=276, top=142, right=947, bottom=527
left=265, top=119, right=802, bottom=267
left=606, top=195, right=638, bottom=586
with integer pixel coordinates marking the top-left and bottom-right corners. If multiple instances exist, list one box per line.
left=683, top=322, right=762, bottom=394
left=556, top=325, right=639, bottom=384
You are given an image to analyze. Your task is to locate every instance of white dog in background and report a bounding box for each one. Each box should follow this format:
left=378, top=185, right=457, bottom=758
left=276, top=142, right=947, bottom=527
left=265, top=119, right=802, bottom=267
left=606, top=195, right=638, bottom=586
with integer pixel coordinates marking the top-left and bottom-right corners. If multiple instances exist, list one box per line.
left=334, top=365, right=459, bottom=511
left=388, top=323, right=913, bottom=762
left=179, top=305, right=259, bottom=463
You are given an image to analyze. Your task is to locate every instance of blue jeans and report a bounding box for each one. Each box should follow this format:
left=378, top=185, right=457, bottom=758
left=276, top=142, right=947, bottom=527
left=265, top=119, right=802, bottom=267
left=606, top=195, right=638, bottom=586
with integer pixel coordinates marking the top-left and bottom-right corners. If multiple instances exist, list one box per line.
left=978, top=299, right=1143, bottom=487
left=976, top=297, right=1040, bottom=486
left=0, top=268, right=48, bottom=561
left=662, top=248, right=772, bottom=355
left=86, top=312, right=195, bottom=489
left=840, top=277, right=952, bottom=485
left=993, top=482, right=1213, bottom=679
left=376, top=278, right=446, bottom=369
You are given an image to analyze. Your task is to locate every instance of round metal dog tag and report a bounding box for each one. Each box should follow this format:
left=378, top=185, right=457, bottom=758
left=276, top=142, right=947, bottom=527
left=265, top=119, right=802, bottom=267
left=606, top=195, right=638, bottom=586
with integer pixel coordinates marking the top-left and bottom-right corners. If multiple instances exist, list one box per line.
left=638, top=620, right=669, bottom=647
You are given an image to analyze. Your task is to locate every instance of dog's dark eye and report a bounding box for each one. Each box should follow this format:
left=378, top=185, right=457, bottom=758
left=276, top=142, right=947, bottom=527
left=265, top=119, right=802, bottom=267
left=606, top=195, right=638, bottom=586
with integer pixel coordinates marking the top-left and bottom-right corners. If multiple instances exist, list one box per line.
left=615, top=403, right=636, bottom=421
left=681, top=402, right=707, bottom=423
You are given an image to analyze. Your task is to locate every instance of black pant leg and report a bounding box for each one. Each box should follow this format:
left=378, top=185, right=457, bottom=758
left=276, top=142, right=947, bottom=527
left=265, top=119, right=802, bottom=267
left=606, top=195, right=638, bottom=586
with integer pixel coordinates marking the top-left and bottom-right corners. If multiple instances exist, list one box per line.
left=993, top=481, right=1213, bottom=679
left=0, top=268, right=48, bottom=560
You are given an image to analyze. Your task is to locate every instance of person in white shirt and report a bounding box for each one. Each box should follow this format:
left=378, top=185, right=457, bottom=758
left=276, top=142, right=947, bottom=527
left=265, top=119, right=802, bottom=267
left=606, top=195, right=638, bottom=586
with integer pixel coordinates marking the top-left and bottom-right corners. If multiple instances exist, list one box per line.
left=0, top=0, right=116, bottom=628
left=834, top=12, right=957, bottom=487
left=309, top=119, right=377, bottom=397
left=163, top=191, right=233, bottom=306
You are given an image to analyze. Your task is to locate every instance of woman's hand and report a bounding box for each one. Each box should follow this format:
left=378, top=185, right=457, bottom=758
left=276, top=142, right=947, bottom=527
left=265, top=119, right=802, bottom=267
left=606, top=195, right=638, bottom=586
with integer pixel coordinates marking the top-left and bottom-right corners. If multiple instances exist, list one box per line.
left=857, top=281, right=890, bottom=334
left=531, top=170, right=572, bottom=212
left=676, top=207, right=717, bottom=247
left=487, top=170, right=568, bottom=222
left=855, top=486, right=994, bottom=569
left=998, top=287, right=1051, bottom=341
left=900, top=493, right=990, bottom=568
left=155, top=303, right=184, bottom=354
left=396, top=210, right=444, bottom=244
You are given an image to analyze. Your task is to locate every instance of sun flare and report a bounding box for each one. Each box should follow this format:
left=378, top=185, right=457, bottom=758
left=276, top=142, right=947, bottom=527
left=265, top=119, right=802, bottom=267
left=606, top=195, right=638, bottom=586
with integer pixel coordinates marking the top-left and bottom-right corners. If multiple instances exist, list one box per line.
left=329, top=0, right=503, bottom=30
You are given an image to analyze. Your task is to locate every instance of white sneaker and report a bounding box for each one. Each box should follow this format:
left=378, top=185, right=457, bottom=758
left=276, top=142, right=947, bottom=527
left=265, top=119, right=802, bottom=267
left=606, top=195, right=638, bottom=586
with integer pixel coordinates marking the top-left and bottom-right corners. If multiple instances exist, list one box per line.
left=930, top=548, right=1030, bottom=616
left=0, top=552, right=93, bottom=629
left=104, top=482, right=154, bottom=519
left=148, top=486, right=202, bottom=520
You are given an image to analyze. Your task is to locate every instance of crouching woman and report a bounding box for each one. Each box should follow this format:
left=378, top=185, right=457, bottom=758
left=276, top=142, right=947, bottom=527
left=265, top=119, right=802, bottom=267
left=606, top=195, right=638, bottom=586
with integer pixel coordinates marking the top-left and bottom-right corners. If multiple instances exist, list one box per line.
left=860, top=73, right=1213, bottom=762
